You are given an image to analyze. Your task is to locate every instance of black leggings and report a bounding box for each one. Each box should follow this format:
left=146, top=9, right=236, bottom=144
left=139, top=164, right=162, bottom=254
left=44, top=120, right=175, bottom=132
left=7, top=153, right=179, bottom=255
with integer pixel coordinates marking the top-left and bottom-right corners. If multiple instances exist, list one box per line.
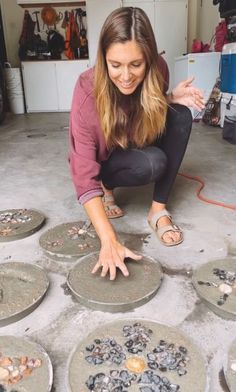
left=101, top=104, right=193, bottom=204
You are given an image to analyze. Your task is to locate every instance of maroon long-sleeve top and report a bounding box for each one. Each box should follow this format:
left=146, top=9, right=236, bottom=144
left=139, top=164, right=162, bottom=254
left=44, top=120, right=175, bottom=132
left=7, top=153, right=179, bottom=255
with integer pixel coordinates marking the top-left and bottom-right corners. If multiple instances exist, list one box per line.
left=69, top=57, right=169, bottom=205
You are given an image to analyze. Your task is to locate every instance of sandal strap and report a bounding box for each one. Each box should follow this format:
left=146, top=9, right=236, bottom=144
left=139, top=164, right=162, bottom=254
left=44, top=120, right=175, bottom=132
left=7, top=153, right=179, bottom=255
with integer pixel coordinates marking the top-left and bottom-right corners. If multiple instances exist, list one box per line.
left=102, top=195, right=115, bottom=203
left=157, top=224, right=182, bottom=238
left=148, top=209, right=172, bottom=231
left=102, top=195, right=118, bottom=210
left=104, top=203, right=120, bottom=211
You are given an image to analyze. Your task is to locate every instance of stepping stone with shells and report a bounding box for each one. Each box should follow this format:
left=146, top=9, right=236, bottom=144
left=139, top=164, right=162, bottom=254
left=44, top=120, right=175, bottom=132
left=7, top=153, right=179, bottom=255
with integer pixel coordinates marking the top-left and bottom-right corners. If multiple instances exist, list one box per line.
left=192, top=257, right=236, bottom=320
left=67, top=319, right=208, bottom=392
left=0, top=209, right=45, bottom=242
left=39, top=221, right=100, bottom=262
left=224, top=338, right=236, bottom=391
left=0, top=336, right=52, bottom=392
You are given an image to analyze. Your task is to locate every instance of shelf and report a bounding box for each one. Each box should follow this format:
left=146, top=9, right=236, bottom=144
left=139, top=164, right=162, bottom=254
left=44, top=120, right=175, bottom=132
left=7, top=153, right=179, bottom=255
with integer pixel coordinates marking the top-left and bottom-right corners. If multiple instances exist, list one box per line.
left=18, top=2, right=86, bottom=8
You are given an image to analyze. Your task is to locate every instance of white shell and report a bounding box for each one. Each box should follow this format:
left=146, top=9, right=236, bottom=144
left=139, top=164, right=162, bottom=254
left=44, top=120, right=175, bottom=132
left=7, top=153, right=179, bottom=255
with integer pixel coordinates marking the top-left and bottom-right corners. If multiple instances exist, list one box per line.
left=0, top=366, right=10, bottom=380
left=219, top=283, right=232, bottom=294
left=231, top=361, right=236, bottom=371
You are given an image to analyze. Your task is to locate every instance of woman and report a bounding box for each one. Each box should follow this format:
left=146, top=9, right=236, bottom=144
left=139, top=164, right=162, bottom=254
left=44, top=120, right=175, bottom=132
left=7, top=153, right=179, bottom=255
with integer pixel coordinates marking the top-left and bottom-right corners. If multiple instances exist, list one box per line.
left=69, top=7, right=205, bottom=280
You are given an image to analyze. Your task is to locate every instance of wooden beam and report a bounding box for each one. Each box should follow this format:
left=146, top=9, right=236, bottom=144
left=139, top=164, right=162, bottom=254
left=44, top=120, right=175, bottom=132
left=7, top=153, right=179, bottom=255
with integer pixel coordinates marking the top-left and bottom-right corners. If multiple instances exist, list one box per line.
left=19, top=2, right=86, bottom=8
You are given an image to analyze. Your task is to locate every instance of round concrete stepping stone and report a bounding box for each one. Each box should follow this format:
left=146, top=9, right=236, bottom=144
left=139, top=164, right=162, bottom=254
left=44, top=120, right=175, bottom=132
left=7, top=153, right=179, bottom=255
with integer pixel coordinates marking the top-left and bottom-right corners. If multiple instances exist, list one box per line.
left=224, top=339, right=236, bottom=391
left=67, top=319, right=208, bottom=392
left=0, top=262, right=49, bottom=327
left=0, top=209, right=46, bottom=242
left=0, top=335, right=53, bottom=391
left=67, top=252, right=163, bottom=312
left=39, top=221, right=100, bottom=262
left=192, top=257, right=236, bottom=320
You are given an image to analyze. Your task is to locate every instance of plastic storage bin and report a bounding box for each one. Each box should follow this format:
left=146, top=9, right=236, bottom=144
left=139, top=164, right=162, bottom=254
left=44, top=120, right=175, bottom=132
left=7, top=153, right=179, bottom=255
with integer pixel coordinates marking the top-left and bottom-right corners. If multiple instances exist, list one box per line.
left=220, top=43, right=236, bottom=94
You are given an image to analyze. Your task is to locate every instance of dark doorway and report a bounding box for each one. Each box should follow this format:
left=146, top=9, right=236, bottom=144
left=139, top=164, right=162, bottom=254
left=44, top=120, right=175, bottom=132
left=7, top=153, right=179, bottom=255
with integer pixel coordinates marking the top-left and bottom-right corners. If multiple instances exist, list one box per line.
left=0, top=6, right=7, bottom=65
left=0, top=5, right=7, bottom=123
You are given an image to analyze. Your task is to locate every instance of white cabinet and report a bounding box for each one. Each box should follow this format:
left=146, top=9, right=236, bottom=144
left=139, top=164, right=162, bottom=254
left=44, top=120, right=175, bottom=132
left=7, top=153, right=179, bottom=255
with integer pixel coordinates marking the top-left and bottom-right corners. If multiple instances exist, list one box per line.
left=22, top=60, right=89, bottom=112
left=86, top=0, right=122, bottom=66
left=155, top=0, right=188, bottom=89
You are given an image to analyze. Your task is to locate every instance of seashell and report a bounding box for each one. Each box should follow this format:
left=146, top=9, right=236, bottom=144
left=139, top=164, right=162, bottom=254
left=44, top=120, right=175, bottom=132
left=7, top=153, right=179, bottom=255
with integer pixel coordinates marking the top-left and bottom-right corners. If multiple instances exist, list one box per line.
left=137, top=371, right=152, bottom=384
left=158, top=364, right=167, bottom=372
left=33, top=359, right=42, bottom=368
left=19, top=365, right=27, bottom=374
left=86, top=344, right=95, bottom=352
left=11, top=369, right=20, bottom=378
left=112, top=356, right=123, bottom=365
left=219, top=283, right=232, bottom=294
left=27, top=359, right=35, bottom=368
left=0, top=367, right=9, bottom=381
left=9, top=373, right=22, bottom=384
left=125, top=357, right=146, bottom=373
left=0, top=357, right=12, bottom=367
left=147, top=353, right=156, bottom=361
left=110, top=370, right=119, bottom=378
left=20, top=357, right=28, bottom=365
left=22, top=367, right=32, bottom=376
left=178, top=346, right=187, bottom=355
left=152, top=373, right=161, bottom=385
left=177, top=367, right=187, bottom=376
left=85, top=375, right=94, bottom=389
left=147, top=361, right=158, bottom=370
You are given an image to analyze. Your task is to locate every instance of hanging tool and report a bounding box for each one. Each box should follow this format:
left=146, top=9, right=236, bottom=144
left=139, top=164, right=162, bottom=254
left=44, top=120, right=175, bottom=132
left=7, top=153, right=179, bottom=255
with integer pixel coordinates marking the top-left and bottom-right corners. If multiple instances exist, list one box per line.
left=32, top=11, right=40, bottom=33
left=61, top=10, right=69, bottom=29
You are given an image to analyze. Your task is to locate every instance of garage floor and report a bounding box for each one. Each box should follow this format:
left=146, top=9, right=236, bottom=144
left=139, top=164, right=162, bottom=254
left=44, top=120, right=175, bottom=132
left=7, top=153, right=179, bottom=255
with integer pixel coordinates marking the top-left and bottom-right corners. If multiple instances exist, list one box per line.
left=0, top=112, right=236, bottom=391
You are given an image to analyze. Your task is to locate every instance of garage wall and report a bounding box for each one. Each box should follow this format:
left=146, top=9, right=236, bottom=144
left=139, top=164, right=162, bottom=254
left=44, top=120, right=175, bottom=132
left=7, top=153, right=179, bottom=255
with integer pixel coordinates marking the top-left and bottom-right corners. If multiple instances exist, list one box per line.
left=187, top=0, right=199, bottom=51
left=1, top=0, right=221, bottom=67
left=0, top=0, right=24, bottom=67
left=197, top=0, right=220, bottom=45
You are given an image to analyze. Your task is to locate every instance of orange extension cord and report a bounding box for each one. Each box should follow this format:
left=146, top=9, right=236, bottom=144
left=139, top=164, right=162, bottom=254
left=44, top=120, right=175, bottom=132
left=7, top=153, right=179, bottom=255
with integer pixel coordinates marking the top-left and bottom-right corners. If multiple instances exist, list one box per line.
left=178, top=172, right=236, bottom=211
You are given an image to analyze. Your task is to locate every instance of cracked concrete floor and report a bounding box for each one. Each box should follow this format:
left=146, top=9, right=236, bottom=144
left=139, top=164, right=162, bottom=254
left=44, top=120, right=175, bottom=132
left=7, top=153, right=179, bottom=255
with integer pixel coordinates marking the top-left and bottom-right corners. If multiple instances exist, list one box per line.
left=0, top=112, right=236, bottom=391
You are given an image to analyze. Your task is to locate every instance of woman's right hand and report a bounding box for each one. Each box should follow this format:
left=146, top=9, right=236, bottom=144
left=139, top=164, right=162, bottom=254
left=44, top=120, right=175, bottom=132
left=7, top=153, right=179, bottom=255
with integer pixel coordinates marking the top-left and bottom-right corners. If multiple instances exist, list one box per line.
left=92, top=238, right=142, bottom=280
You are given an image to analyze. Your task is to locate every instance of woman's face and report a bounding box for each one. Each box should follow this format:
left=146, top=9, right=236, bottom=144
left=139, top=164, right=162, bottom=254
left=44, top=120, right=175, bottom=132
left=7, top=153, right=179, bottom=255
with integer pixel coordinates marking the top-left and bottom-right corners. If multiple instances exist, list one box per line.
left=106, top=40, right=146, bottom=95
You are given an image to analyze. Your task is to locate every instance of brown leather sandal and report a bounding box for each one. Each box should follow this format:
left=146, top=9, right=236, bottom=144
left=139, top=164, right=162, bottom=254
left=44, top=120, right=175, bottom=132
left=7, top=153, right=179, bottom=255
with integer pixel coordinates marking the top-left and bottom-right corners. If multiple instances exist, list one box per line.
left=148, top=209, right=183, bottom=246
left=102, top=195, right=124, bottom=219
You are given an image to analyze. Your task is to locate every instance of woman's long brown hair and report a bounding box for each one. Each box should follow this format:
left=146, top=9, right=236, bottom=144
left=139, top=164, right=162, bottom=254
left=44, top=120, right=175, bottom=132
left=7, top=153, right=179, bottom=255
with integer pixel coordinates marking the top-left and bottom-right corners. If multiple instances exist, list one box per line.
left=94, top=7, right=168, bottom=150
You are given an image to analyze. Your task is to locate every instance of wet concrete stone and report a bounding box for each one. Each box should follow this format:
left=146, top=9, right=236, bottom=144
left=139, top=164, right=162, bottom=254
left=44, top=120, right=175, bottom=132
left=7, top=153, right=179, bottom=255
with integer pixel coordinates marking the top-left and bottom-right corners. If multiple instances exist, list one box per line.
left=67, top=252, right=163, bottom=312
left=192, top=257, right=236, bottom=320
left=0, top=262, right=49, bottom=326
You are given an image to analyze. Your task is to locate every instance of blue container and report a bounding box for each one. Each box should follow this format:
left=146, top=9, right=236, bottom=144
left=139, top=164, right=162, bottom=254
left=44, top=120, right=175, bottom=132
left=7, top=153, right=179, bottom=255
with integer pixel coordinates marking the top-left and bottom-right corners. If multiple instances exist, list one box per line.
left=220, top=43, right=236, bottom=94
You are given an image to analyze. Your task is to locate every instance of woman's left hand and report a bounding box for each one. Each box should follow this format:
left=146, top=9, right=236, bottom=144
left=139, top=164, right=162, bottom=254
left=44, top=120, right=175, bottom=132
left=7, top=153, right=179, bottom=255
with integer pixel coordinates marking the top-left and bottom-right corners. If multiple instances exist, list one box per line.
left=169, top=77, right=205, bottom=111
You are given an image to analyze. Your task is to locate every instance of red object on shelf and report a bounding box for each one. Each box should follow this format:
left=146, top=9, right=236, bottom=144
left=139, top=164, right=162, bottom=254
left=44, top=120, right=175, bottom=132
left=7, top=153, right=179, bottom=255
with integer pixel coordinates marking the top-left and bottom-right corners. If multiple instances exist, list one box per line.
left=214, top=21, right=228, bottom=51
left=191, top=39, right=210, bottom=53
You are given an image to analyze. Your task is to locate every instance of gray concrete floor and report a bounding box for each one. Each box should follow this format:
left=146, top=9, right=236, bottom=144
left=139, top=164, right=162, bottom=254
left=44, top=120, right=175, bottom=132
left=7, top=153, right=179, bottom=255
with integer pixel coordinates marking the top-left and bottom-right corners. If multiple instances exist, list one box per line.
left=0, top=112, right=236, bottom=392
